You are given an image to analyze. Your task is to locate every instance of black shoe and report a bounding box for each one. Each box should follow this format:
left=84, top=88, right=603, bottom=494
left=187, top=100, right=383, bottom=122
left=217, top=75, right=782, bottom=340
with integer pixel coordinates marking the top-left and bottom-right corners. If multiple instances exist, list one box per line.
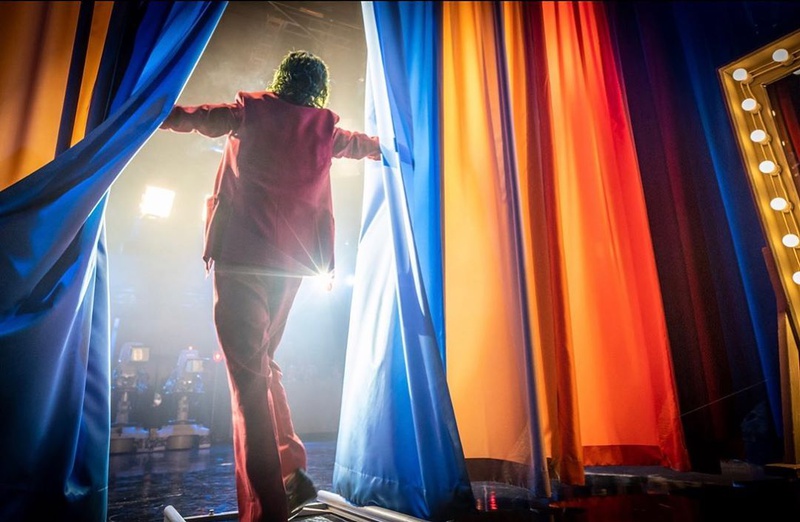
left=286, top=468, right=318, bottom=517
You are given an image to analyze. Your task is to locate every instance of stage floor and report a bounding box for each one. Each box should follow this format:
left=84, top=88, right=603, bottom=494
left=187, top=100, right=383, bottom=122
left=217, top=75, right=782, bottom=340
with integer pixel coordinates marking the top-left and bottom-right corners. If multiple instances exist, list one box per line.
left=108, top=438, right=800, bottom=522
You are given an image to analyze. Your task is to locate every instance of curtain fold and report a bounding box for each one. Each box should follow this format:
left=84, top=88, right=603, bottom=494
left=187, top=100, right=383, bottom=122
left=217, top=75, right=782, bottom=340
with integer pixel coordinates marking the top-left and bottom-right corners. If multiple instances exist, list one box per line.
left=0, top=3, right=226, bottom=519
left=441, top=0, right=546, bottom=490
left=333, top=3, right=474, bottom=521
left=341, top=4, right=693, bottom=515
left=507, top=1, right=585, bottom=484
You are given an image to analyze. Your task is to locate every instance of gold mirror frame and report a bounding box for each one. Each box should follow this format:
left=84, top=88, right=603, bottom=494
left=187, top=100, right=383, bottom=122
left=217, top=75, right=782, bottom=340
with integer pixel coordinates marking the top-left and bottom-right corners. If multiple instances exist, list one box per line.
left=720, top=28, right=800, bottom=466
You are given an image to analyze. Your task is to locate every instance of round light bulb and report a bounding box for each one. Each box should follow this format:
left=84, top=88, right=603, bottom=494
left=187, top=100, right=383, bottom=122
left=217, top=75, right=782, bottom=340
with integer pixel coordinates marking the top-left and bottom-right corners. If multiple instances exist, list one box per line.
left=794, top=271, right=800, bottom=285
left=773, top=48, right=790, bottom=63
left=770, top=197, right=789, bottom=211
left=783, top=233, right=800, bottom=248
left=759, top=160, right=777, bottom=173
left=741, top=98, right=759, bottom=112
left=750, top=129, right=768, bottom=143
left=732, top=68, right=750, bottom=82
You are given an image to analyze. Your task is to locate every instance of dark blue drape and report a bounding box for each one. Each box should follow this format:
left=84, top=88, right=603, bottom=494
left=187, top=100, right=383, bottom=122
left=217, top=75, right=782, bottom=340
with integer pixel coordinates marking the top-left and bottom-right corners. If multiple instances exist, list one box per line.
left=0, top=3, right=226, bottom=519
left=607, top=0, right=800, bottom=470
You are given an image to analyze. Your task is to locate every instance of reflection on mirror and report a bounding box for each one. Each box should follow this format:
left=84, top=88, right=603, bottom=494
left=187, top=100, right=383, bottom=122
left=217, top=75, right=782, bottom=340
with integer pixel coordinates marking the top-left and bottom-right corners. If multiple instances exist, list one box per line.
left=767, top=69, right=800, bottom=186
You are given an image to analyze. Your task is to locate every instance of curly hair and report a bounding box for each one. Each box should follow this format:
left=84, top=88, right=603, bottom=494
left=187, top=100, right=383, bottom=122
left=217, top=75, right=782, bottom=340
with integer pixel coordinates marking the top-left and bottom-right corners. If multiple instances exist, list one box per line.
left=268, top=50, right=330, bottom=109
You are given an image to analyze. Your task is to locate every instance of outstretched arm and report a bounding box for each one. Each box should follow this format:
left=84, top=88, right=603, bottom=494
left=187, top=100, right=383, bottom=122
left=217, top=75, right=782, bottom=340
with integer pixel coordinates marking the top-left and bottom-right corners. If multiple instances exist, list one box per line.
left=160, top=102, right=243, bottom=138
left=332, top=127, right=381, bottom=160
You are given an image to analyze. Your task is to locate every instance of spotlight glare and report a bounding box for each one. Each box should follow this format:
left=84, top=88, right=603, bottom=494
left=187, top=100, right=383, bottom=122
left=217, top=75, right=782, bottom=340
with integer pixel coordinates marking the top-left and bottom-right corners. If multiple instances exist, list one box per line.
left=140, top=185, right=175, bottom=218
left=315, top=272, right=334, bottom=292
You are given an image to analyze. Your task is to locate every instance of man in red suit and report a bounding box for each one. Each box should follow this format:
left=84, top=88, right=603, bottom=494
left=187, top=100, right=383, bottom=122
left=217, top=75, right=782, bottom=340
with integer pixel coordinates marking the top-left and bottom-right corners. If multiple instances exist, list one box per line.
left=160, top=50, right=380, bottom=522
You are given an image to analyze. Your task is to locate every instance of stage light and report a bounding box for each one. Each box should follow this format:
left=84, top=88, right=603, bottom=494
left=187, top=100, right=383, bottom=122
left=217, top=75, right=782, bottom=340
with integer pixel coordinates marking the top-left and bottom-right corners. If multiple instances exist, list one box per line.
left=140, top=185, right=175, bottom=218
left=130, top=346, right=150, bottom=362
left=315, top=272, right=334, bottom=292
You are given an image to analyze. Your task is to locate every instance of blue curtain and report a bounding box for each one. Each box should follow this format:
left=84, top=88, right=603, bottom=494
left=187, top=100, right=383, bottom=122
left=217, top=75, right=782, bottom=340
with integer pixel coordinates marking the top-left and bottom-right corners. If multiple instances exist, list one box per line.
left=333, top=3, right=474, bottom=520
left=0, top=2, right=226, bottom=519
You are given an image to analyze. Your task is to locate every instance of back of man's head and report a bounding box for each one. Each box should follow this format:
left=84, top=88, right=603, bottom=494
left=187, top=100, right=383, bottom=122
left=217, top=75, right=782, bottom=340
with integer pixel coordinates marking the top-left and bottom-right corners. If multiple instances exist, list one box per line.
left=269, top=50, right=330, bottom=109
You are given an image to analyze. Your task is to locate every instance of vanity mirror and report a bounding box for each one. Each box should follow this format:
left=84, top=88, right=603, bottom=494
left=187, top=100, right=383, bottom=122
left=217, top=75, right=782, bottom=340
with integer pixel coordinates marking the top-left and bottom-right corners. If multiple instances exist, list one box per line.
left=720, top=28, right=800, bottom=466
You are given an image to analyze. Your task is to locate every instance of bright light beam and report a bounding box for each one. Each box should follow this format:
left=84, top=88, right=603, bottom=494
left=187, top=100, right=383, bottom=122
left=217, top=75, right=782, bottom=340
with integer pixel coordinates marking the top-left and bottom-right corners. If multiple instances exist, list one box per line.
left=140, top=185, right=175, bottom=218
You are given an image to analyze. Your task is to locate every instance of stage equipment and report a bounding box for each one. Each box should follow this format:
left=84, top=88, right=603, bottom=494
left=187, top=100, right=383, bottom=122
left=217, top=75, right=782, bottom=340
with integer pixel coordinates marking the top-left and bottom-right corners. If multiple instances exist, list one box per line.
left=157, top=347, right=211, bottom=450
left=110, top=343, right=151, bottom=454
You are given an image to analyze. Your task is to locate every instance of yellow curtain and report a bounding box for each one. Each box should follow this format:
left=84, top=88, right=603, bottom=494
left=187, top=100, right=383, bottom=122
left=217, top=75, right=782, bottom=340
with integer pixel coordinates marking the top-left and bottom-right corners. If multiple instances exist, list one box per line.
left=442, top=1, right=540, bottom=482
left=0, top=1, right=112, bottom=191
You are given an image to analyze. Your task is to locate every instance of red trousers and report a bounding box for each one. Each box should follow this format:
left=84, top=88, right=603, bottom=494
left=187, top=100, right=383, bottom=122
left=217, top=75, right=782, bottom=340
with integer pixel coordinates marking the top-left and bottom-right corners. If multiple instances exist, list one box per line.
left=213, top=268, right=306, bottom=522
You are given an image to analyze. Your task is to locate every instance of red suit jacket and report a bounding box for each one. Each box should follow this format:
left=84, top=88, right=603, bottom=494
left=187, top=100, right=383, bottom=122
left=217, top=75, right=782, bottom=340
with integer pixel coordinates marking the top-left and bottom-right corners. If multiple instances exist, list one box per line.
left=161, top=91, right=380, bottom=276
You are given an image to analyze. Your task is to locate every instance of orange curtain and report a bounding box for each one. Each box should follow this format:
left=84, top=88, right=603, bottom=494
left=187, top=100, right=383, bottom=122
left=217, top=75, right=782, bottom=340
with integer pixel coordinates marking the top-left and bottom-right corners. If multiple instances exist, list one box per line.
left=0, top=1, right=112, bottom=191
left=442, top=1, right=544, bottom=486
left=442, top=0, right=690, bottom=487
left=502, top=1, right=585, bottom=483
left=537, top=1, right=689, bottom=469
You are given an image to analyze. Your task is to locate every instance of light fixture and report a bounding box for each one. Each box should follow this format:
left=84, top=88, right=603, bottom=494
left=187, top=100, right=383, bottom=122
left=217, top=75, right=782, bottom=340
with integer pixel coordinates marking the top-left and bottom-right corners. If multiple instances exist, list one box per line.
left=140, top=185, right=175, bottom=219
left=772, top=48, right=790, bottom=63
left=130, top=346, right=150, bottom=362
left=732, top=67, right=751, bottom=82
left=741, top=98, right=759, bottom=112
left=759, top=160, right=778, bottom=174
left=721, top=29, right=800, bottom=350
left=749, top=129, right=769, bottom=143
left=782, top=233, right=800, bottom=248
left=770, top=197, right=791, bottom=212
